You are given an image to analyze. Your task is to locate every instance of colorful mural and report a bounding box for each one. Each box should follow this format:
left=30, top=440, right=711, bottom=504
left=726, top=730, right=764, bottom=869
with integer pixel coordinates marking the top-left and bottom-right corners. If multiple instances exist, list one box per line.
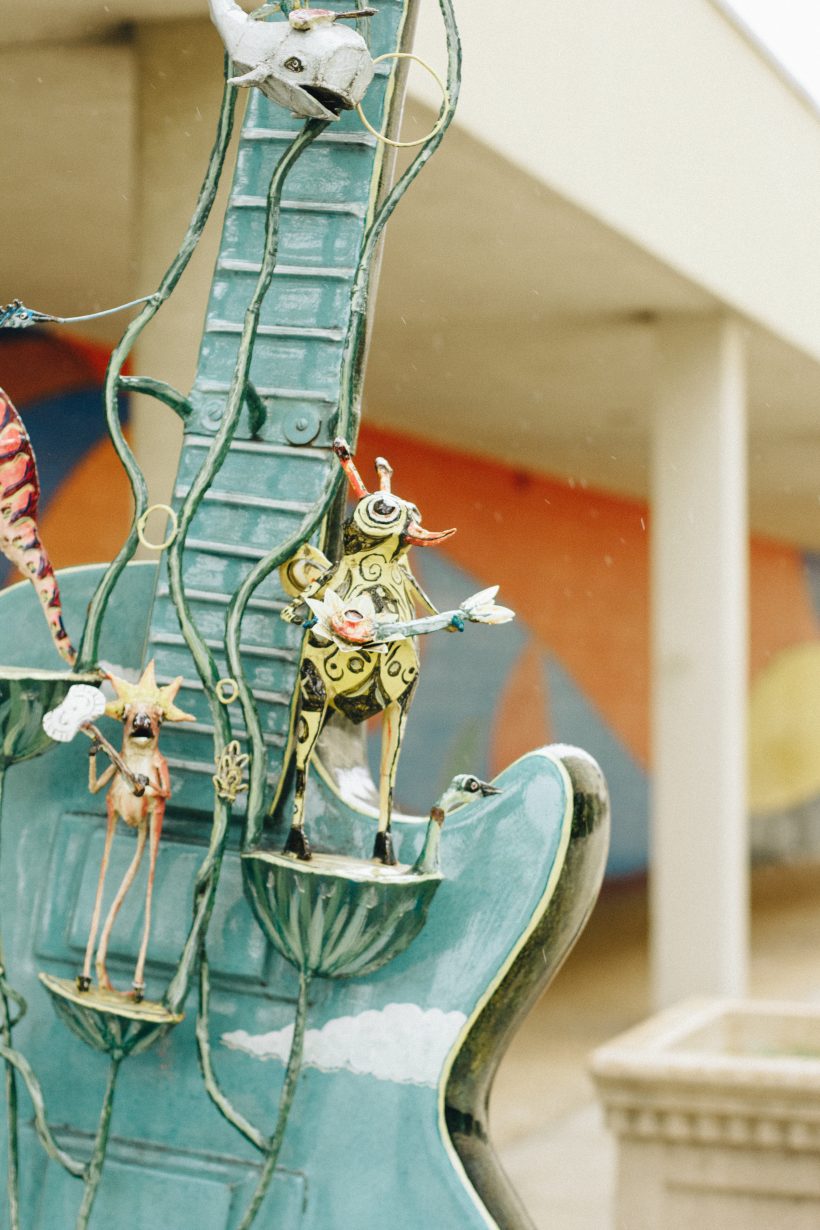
left=357, top=424, right=820, bottom=875
left=0, top=329, right=131, bottom=587
left=5, top=334, right=820, bottom=876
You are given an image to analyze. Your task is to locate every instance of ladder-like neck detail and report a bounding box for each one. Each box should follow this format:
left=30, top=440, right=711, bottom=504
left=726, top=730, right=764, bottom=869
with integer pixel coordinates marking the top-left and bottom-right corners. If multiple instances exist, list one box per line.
left=146, top=2, right=416, bottom=815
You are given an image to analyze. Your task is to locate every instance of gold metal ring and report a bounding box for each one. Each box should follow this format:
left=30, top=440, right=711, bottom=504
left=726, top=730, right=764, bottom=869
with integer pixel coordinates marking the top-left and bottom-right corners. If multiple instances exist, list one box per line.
left=357, top=53, right=449, bottom=149
left=216, top=677, right=240, bottom=705
left=136, top=504, right=178, bottom=551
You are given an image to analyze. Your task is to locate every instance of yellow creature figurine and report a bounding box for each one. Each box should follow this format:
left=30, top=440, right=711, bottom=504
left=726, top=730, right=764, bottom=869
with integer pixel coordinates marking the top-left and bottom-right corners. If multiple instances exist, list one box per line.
left=277, top=438, right=513, bottom=865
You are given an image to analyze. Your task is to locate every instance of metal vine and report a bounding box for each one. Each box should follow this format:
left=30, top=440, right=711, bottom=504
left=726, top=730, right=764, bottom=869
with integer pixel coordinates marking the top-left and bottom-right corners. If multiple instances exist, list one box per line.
left=0, top=0, right=462, bottom=1222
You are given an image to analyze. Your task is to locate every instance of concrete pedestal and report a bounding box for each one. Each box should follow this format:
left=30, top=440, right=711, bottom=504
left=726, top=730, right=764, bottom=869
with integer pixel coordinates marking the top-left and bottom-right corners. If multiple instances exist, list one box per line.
left=592, top=998, right=820, bottom=1229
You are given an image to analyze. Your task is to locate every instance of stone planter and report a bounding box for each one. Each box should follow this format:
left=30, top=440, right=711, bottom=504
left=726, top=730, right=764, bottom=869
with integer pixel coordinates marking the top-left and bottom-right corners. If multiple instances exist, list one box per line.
left=591, top=998, right=820, bottom=1230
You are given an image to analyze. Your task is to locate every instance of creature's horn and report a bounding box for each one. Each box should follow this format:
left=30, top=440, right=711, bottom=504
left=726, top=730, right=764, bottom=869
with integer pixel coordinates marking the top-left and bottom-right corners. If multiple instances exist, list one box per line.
left=333, top=438, right=369, bottom=499
left=374, top=456, right=393, bottom=493
left=333, top=7, right=378, bottom=18
left=404, top=522, right=456, bottom=547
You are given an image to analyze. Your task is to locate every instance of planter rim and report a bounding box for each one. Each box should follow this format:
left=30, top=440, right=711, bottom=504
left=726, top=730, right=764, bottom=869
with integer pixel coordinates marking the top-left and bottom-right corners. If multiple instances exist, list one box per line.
left=591, top=996, right=820, bottom=1095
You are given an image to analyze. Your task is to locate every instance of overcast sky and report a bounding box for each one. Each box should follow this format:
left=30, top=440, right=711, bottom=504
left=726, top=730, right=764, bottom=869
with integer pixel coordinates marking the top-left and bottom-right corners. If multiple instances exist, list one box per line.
left=723, top=0, right=820, bottom=106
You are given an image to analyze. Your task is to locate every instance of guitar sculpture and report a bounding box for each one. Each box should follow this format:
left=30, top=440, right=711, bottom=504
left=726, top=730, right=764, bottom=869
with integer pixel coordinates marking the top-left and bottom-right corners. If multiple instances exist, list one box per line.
left=0, top=1, right=609, bottom=1228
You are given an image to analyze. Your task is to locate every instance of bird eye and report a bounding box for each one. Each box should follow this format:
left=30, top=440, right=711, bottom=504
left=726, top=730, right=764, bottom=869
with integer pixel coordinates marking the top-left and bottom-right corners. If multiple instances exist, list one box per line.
left=467, top=778, right=480, bottom=792
left=284, top=56, right=304, bottom=72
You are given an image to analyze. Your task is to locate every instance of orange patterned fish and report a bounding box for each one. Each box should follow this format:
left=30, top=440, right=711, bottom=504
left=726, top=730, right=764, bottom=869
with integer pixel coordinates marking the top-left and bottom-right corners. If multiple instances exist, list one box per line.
left=0, top=387, right=76, bottom=665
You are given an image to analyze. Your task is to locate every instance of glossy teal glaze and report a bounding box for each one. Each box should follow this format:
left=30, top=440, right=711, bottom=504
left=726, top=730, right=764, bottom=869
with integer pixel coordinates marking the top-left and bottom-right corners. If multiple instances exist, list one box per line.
left=0, top=564, right=608, bottom=1229
left=142, top=12, right=412, bottom=820
left=0, top=0, right=610, bottom=1221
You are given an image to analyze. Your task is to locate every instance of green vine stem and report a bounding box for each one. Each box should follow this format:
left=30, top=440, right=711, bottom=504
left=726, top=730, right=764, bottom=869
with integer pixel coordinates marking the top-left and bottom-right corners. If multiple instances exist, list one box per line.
left=0, top=986, right=19, bottom=1230
left=0, top=1041, right=122, bottom=1227
left=76, top=63, right=238, bottom=670
left=227, top=0, right=461, bottom=851
left=227, top=470, right=343, bottom=850
left=235, top=973, right=310, bottom=1230
left=0, top=766, right=22, bottom=1230
left=0, top=1044, right=85, bottom=1178
left=74, top=1056, right=121, bottom=1230
left=196, top=944, right=267, bottom=1153
left=339, top=0, right=461, bottom=447
left=164, top=118, right=329, bottom=1017
left=117, top=376, right=193, bottom=423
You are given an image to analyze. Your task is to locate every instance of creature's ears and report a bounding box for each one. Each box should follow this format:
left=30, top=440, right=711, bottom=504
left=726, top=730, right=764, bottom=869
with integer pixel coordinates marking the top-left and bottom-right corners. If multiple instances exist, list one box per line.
left=375, top=456, right=393, bottom=493
left=333, top=437, right=369, bottom=499
left=159, top=676, right=196, bottom=724
left=101, top=666, right=195, bottom=723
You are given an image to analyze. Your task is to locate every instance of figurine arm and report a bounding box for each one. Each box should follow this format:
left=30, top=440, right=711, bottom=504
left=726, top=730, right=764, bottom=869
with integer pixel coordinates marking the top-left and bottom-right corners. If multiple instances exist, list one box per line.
left=375, top=588, right=515, bottom=642
left=403, top=568, right=439, bottom=617
left=281, top=564, right=337, bottom=624
left=88, top=744, right=116, bottom=795
left=145, top=756, right=172, bottom=801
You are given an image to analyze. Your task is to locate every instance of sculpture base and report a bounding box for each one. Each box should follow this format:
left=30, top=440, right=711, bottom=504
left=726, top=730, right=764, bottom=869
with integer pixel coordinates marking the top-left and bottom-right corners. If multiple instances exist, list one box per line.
left=39, top=973, right=182, bottom=1025
left=250, top=847, right=438, bottom=884
left=39, top=972, right=183, bottom=1057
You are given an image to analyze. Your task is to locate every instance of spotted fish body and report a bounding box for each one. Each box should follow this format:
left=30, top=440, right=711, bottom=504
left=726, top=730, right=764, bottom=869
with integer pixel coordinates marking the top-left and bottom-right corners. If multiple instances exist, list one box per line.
left=0, top=388, right=75, bottom=665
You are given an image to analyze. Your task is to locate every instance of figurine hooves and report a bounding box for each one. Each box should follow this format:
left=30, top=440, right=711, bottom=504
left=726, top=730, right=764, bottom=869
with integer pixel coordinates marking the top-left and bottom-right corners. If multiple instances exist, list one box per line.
left=76, top=974, right=91, bottom=993
left=131, top=983, right=145, bottom=1003
left=372, top=830, right=397, bottom=866
left=284, top=826, right=312, bottom=860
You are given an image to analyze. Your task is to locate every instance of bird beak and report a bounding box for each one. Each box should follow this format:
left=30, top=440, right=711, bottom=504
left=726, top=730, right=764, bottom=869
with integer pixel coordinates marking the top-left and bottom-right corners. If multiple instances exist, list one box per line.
left=404, top=521, right=457, bottom=548
left=478, top=782, right=502, bottom=796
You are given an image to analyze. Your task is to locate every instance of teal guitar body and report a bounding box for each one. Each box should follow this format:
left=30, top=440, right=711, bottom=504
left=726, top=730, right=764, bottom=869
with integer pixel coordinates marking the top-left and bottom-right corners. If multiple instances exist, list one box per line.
left=1, top=564, right=608, bottom=1228
left=0, top=1, right=609, bottom=1224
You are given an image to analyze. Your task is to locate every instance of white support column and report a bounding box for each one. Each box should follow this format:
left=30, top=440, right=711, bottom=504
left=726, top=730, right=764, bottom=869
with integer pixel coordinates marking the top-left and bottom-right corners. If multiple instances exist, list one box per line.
left=650, top=314, right=749, bottom=1008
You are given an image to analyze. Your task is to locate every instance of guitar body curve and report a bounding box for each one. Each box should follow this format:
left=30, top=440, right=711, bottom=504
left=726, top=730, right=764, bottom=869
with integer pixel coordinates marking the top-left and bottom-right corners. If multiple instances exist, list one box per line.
left=0, top=562, right=609, bottom=1230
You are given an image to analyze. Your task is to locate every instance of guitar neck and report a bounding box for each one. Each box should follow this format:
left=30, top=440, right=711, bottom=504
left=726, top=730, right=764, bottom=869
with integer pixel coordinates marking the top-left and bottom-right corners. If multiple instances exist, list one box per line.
left=145, top=3, right=416, bottom=814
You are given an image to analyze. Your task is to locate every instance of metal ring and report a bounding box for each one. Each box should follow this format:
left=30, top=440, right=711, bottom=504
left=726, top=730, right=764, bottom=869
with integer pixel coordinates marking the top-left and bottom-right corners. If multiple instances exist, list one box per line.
left=356, top=53, right=449, bottom=149
left=136, top=504, right=178, bottom=551
left=216, top=677, right=240, bottom=705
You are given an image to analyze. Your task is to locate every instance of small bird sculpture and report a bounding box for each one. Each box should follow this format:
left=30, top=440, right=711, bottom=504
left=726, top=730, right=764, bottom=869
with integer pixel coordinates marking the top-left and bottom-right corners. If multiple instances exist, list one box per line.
left=411, top=774, right=500, bottom=876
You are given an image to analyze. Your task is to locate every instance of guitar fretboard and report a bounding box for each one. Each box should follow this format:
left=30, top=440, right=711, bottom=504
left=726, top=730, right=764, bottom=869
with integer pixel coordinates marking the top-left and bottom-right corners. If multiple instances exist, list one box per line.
left=145, top=4, right=412, bottom=814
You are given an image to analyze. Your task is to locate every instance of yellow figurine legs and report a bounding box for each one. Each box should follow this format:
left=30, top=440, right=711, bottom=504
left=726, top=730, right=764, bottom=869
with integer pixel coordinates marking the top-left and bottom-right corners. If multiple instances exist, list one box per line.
left=374, top=701, right=409, bottom=865
left=283, top=658, right=329, bottom=861
left=373, top=642, right=418, bottom=864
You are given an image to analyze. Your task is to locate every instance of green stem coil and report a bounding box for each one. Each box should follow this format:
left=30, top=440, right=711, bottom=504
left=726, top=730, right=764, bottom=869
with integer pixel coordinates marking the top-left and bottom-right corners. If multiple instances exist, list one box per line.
left=164, top=118, right=329, bottom=1018
left=77, top=64, right=238, bottom=670
left=235, top=973, right=310, bottom=1230
left=75, top=1056, right=121, bottom=1230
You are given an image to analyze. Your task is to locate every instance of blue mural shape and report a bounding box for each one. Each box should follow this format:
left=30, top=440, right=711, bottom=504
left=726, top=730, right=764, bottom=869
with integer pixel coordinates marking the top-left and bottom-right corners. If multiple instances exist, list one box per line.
left=366, top=550, right=648, bottom=876
left=369, top=551, right=529, bottom=812
left=545, top=656, right=648, bottom=876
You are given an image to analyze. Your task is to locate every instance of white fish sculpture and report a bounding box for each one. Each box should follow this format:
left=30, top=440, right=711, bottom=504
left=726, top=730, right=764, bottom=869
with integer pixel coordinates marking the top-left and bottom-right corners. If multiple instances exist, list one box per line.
left=209, top=0, right=376, bottom=121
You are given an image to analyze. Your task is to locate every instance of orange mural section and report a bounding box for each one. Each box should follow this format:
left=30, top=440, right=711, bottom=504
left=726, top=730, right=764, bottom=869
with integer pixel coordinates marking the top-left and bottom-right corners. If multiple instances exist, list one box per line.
left=491, top=641, right=552, bottom=777
left=358, top=424, right=820, bottom=773
left=39, top=435, right=134, bottom=570
left=359, top=423, right=652, bottom=767
left=748, top=537, right=819, bottom=676
left=0, top=331, right=108, bottom=404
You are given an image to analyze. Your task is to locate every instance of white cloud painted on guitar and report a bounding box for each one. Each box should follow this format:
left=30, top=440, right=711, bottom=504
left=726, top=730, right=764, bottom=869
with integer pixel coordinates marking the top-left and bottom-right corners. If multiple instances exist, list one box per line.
left=222, top=1003, right=467, bottom=1087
